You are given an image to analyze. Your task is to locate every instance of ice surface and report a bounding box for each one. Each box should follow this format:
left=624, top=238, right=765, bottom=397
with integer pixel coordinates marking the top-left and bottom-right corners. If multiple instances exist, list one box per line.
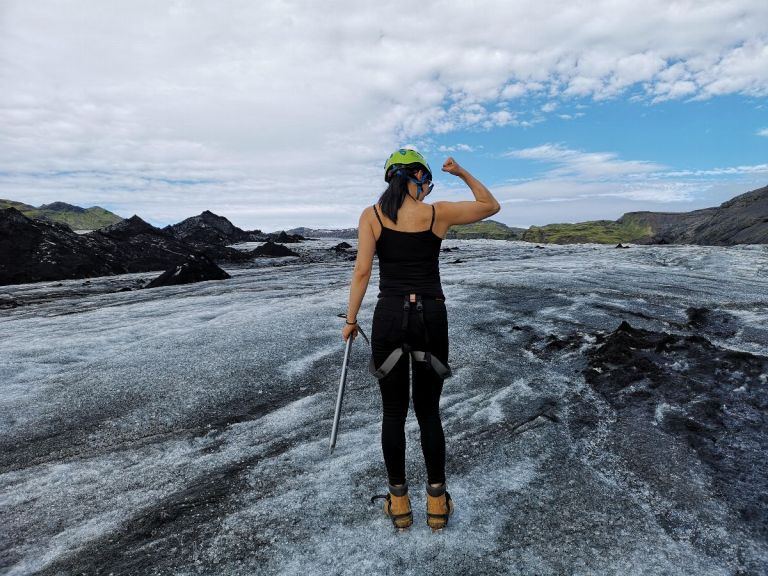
left=1, top=240, right=767, bottom=575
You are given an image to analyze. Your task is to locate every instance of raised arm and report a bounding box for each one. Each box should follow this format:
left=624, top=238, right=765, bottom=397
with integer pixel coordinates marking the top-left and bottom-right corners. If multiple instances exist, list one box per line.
left=434, top=157, right=500, bottom=227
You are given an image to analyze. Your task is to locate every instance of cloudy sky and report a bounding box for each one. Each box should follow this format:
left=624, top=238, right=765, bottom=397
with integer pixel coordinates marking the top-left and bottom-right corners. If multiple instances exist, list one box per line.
left=1, top=0, right=767, bottom=231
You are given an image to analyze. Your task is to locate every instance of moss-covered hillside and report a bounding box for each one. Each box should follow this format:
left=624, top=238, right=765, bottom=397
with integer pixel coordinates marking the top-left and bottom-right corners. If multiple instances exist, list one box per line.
left=0, top=199, right=123, bottom=230
left=446, top=219, right=523, bottom=239
left=520, top=220, right=654, bottom=244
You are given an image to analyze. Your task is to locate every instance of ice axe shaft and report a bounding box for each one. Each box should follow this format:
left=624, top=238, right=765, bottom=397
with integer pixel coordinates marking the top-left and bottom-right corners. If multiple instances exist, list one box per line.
left=329, top=335, right=353, bottom=453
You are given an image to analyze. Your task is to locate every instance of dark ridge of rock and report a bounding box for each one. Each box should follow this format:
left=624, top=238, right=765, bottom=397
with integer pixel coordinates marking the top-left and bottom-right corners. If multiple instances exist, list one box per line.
left=584, top=320, right=768, bottom=539
left=619, top=185, right=768, bottom=245
left=449, top=258, right=465, bottom=264
left=535, top=245, right=545, bottom=249
left=441, top=246, right=458, bottom=252
left=685, top=307, right=739, bottom=339
left=615, top=243, right=629, bottom=248
left=0, top=208, right=255, bottom=286
left=144, top=254, right=231, bottom=289
left=164, top=211, right=265, bottom=246
left=251, top=241, right=299, bottom=257
left=331, top=242, right=352, bottom=251
left=195, top=245, right=256, bottom=263
left=0, top=207, right=126, bottom=285
left=267, top=230, right=304, bottom=243
left=97, top=215, right=164, bottom=240
left=90, top=216, right=199, bottom=273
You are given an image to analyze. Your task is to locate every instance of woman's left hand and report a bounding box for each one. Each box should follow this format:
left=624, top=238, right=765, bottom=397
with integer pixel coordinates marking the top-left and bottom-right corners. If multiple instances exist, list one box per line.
left=342, top=323, right=358, bottom=341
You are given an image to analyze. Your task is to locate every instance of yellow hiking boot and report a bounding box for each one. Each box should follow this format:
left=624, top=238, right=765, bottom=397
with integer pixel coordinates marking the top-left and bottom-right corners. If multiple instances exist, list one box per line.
left=370, top=483, right=413, bottom=531
left=426, top=483, right=454, bottom=532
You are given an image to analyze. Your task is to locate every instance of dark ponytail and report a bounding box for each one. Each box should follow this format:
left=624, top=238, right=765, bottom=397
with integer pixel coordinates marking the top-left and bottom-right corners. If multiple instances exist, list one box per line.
left=377, top=164, right=421, bottom=224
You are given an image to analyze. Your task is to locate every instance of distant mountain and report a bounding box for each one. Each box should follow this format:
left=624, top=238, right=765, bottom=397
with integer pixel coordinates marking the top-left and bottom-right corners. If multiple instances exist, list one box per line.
left=521, top=220, right=654, bottom=245
left=446, top=219, right=523, bottom=239
left=618, top=185, right=768, bottom=245
left=288, top=219, right=523, bottom=240
left=521, top=185, right=768, bottom=245
left=0, top=199, right=123, bottom=230
left=287, top=226, right=357, bottom=239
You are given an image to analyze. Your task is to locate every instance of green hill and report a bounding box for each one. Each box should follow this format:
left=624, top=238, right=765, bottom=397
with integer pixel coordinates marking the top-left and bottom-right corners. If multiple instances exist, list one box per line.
left=0, top=199, right=123, bottom=230
left=520, top=220, right=654, bottom=244
left=446, top=219, right=523, bottom=239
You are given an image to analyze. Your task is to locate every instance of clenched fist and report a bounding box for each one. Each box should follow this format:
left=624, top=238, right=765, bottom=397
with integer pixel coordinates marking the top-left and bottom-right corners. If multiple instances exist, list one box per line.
left=441, top=157, right=464, bottom=176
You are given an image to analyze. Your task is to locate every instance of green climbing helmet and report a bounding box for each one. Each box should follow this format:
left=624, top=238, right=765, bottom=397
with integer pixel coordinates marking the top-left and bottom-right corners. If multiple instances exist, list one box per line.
left=384, top=148, right=432, bottom=182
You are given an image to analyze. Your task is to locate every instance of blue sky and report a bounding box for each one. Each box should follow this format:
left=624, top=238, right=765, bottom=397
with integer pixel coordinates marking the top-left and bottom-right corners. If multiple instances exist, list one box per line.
left=421, top=94, right=768, bottom=227
left=1, top=1, right=767, bottom=231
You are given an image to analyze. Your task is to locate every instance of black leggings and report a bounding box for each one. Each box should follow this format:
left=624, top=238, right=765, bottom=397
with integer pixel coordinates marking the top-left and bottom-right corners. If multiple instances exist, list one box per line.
left=370, top=296, right=449, bottom=486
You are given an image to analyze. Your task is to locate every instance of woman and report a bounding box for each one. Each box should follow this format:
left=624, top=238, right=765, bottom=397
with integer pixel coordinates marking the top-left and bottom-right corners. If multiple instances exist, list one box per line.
left=342, top=148, right=500, bottom=531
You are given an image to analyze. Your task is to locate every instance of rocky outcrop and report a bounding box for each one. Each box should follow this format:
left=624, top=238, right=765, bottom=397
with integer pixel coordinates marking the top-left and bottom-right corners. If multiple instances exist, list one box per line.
left=0, top=208, right=262, bottom=286
left=267, top=230, right=304, bottom=243
left=89, top=216, right=199, bottom=272
left=619, top=185, right=768, bottom=245
left=164, top=211, right=265, bottom=246
left=0, top=208, right=126, bottom=285
left=251, top=241, right=298, bottom=257
left=144, top=254, right=230, bottom=289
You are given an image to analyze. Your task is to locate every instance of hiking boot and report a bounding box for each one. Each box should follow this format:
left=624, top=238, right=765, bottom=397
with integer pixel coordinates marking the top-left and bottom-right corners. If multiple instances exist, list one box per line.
left=371, top=483, right=413, bottom=531
left=426, top=482, right=454, bottom=532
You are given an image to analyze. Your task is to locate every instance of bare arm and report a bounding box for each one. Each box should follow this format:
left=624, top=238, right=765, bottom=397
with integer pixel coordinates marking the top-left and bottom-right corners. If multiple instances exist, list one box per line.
left=342, top=208, right=376, bottom=340
left=434, top=157, right=500, bottom=226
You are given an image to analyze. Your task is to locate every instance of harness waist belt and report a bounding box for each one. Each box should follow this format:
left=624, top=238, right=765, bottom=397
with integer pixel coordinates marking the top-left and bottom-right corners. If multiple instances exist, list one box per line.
left=369, top=293, right=452, bottom=380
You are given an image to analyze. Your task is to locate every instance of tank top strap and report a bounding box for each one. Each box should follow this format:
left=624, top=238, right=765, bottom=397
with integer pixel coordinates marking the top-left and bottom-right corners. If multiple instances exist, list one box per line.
left=429, top=204, right=436, bottom=232
left=372, top=204, right=384, bottom=227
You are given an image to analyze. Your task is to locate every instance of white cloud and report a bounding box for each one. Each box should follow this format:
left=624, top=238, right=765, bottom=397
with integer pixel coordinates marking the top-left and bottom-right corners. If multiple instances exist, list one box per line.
left=758, top=128, right=768, bottom=137
left=504, top=144, right=665, bottom=179
left=0, top=1, right=766, bottom=227
left=661, top=164, right=768, bottom=177
left=494, top=143, right=768, bottom=225
left=558, top=113, right=585, bottom=120
left=437, top=144, right=476, bottom=153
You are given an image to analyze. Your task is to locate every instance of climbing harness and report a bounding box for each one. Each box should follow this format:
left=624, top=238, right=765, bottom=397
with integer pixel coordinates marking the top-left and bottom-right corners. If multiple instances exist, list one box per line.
left=368, top=294, right=452, bottom=380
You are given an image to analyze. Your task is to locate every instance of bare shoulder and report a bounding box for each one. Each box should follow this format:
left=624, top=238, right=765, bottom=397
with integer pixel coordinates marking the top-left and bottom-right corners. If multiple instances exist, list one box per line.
left=431, top=200, right=453, bottom=220
left=360, top=205, right=376, bottom=224
left=358, top=205, right=378, bottom=234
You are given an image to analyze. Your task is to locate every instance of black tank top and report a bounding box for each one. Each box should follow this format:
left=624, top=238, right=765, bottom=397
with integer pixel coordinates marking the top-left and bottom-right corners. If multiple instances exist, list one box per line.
left=373, top=204, right=444, bottom=299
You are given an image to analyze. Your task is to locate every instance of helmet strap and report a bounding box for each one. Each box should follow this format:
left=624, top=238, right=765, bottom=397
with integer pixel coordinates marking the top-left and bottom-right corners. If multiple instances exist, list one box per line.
left=393, top=168, right=433, bottom=201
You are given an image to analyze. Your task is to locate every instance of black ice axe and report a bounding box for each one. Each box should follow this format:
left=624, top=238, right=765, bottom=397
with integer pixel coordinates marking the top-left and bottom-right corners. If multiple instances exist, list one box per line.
left=329, top=314, right=369, bottom=453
